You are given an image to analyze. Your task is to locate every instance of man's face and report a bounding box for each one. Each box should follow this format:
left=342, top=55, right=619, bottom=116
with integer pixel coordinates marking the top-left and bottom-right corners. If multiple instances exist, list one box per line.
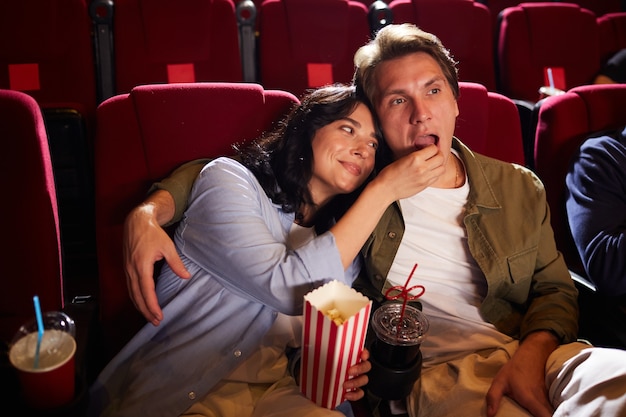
left=373, top=52, right=459, bottom=161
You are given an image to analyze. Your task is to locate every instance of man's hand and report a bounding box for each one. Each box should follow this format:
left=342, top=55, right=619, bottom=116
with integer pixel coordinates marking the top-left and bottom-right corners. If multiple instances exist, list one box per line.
left=123, top=190, right=191, bottom=325
left=486, top=331, right=559, bottom=417
left=343, top=349, right=372, bottom=402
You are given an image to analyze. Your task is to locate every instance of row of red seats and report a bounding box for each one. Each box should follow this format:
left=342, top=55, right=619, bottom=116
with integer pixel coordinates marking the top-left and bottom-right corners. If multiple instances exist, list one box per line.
left=0, top=0, right=100, bottom=283
left=0, top=0, right=624, bottom=306
left=2, top=0, right=625, bottom=155
left=91, top=80, right=524, bottom=360
left=478, top=0, right=625, bottom=29
left=89, top=76, right=626, bottom=361
left=2, top=80, right=625, bottom=412
left=495, top=3, right=626, bottom=165
left=4, top=79, right=624, bottom=369
left=533, top=84, right=626, bottom=348
left=2, top=0, right=625, bottom=394
left=234, top=0, right=626, bottom=17
left=1, top=0, right=625, bottom=306
left=0, top=0, right=623, bottom=263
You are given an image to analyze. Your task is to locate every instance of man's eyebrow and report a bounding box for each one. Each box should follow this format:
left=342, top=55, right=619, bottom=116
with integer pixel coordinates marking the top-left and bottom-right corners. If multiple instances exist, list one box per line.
left=424, top=76, right=445, bottom=88
left=381, top=76, right=447, bottom=97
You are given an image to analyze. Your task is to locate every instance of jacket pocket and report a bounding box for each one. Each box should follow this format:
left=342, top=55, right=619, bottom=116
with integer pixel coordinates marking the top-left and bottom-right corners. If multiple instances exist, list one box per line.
left=504, top=247, right=537, bottom=303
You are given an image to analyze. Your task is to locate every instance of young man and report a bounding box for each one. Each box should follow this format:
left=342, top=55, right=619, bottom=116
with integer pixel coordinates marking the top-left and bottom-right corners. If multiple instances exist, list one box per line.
left=124, top=25, right=626, bottom=417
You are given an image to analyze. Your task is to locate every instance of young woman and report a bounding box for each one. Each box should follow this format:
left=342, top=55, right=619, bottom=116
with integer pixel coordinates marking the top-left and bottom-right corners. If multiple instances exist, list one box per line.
left=89, top=84, right=434, bottom=417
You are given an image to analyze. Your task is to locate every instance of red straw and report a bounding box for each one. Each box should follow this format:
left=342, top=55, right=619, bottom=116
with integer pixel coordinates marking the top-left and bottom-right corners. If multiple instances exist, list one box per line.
left=384, top=263, right=425, bottom=338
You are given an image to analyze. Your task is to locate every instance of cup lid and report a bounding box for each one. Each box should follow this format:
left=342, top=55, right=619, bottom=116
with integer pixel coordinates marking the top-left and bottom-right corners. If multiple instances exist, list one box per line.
left=371, top=303, right=429, bottom=346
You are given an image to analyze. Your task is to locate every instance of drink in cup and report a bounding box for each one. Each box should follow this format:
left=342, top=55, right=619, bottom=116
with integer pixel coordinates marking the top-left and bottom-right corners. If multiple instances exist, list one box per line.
left=371, top=302, right=428, bottom=368
left=9, top=311, right=76, bottom=409
left=368, top=302, right=429, bottom=400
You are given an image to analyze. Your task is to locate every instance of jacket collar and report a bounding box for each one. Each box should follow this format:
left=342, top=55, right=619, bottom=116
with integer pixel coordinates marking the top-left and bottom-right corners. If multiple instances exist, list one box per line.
left=452, top=137, right=501, bottom=211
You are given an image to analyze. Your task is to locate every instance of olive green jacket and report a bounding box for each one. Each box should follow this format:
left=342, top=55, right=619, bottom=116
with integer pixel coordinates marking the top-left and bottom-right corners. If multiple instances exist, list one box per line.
left=154, top=139, right=579, bottom=343
left=354, top=139, right=578, bottom=343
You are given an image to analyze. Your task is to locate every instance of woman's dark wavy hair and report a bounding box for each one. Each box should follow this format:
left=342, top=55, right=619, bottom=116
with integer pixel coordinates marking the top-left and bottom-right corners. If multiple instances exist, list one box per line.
left=235, top=84, right=380, bottom=232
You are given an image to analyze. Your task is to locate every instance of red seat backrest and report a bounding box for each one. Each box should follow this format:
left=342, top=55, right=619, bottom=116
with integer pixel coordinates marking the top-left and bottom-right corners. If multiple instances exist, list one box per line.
left=456, top=82, right=525, bottom=165
left=597, top=12, right=626, bottom=62
left=0, top=0, right=97, bottom=122
left=389, top=0, right=497, bottom=91
left=568, top=0, right=623, bottom=17
left=94, top=82, right=299, bottom=358
left=478, top=0, right=533, bottom=31
left=258, top=0, right=370, bottom=98
left=534, top=84, right=626, bottom=268
left=497, top=2, right=601, bottom=102
left=0, top=90, right=64, bottom=343
left=113, top=0, right=243, bottom=94
left=0, top=0, right=99, bottom=288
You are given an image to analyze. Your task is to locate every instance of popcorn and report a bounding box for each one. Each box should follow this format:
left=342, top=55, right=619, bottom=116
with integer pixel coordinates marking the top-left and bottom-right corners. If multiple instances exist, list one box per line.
left=324, top=307, right=345, bottom=325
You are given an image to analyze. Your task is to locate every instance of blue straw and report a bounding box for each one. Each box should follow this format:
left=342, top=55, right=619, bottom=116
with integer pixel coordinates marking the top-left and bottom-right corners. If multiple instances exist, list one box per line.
left=33, top=295, right=44, bottom=369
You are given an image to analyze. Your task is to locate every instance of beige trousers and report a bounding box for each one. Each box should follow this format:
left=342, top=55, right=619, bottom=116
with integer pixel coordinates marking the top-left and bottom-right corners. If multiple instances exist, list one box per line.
left=181, top=375, right=345, bottom=417
left=408, top=341, right=626, bottom=417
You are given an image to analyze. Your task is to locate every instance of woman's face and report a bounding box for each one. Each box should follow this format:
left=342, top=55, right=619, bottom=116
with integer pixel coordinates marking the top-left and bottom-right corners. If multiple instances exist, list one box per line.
left=308, top=102, right=378, bottom=206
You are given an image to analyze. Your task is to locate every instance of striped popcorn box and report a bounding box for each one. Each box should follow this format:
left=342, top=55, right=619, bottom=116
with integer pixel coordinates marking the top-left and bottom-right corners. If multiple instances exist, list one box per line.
left=300, top=280, right=372, bottom=409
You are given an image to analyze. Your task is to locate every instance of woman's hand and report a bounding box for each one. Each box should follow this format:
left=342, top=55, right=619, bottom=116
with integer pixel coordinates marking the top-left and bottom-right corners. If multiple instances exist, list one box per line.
left=374, top=144, right=446, bottom=203
left=342, top=349, right=372, bottom=402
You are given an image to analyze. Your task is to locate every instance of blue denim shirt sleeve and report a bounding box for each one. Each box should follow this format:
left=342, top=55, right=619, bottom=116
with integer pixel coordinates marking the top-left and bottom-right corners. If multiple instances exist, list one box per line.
left=172, top=157, right=351, bottom=314
left=89, top=157, right=358, bottom=417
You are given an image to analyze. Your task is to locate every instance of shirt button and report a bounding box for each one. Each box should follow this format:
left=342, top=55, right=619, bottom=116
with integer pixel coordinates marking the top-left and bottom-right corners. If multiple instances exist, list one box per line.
left=387, top=231, right=396, bottom=239
left=188, top=391, right=196, bottom=400
left=374, top=274, right=384, bottom=282
left=234, top=349, right=242, bottom=357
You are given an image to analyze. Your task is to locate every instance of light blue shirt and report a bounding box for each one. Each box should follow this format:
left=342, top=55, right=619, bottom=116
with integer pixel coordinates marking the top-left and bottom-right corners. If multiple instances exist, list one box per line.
left=89, top=157, right=359, bottom=416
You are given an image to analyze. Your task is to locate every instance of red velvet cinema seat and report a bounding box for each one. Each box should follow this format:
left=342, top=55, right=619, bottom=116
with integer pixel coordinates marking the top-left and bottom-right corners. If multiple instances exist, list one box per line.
left=257, top=0, right=371, bottom=98
left=0, top=0, right=97, bottom=127
left=597, top=12, right=626, bottom=63
left=475, top=0, right=546, bottom=32
left=112, top=0, right=243, bottom=94
left=533, top=84, right=626, bottom=348
left=496, top=2, right=602, bottom=167
left=567, top=0, right=624, bottom=17
left=388, top=0, right=497, bottom=91
left=0, top=0, right=100, bottom=273
left=496, top=2, right=601, bottom=103
left=0, top=90, right=64, bottom=344
left=94, top=82, right=299, bottom=360
left=455, top=82, right=525, bottom=166
left=534, top=84, right=626, bottom=276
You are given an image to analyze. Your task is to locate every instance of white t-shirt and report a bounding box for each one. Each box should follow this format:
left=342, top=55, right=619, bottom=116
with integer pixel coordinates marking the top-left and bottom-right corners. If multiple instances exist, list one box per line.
left=387, top=155, right=512, bottom=367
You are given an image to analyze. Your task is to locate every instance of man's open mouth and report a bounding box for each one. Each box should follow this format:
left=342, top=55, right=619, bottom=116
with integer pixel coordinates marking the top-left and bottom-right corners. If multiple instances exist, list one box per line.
left=413, top=134, right=439, bottom=150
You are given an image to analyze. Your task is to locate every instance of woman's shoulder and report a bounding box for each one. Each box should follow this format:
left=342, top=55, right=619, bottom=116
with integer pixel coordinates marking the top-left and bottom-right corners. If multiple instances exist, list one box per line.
left=199, top=156, right=253, bottom=179
left=203, top=155, right=245, bottom=171
left=193, top=156, right=262, bottom=194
